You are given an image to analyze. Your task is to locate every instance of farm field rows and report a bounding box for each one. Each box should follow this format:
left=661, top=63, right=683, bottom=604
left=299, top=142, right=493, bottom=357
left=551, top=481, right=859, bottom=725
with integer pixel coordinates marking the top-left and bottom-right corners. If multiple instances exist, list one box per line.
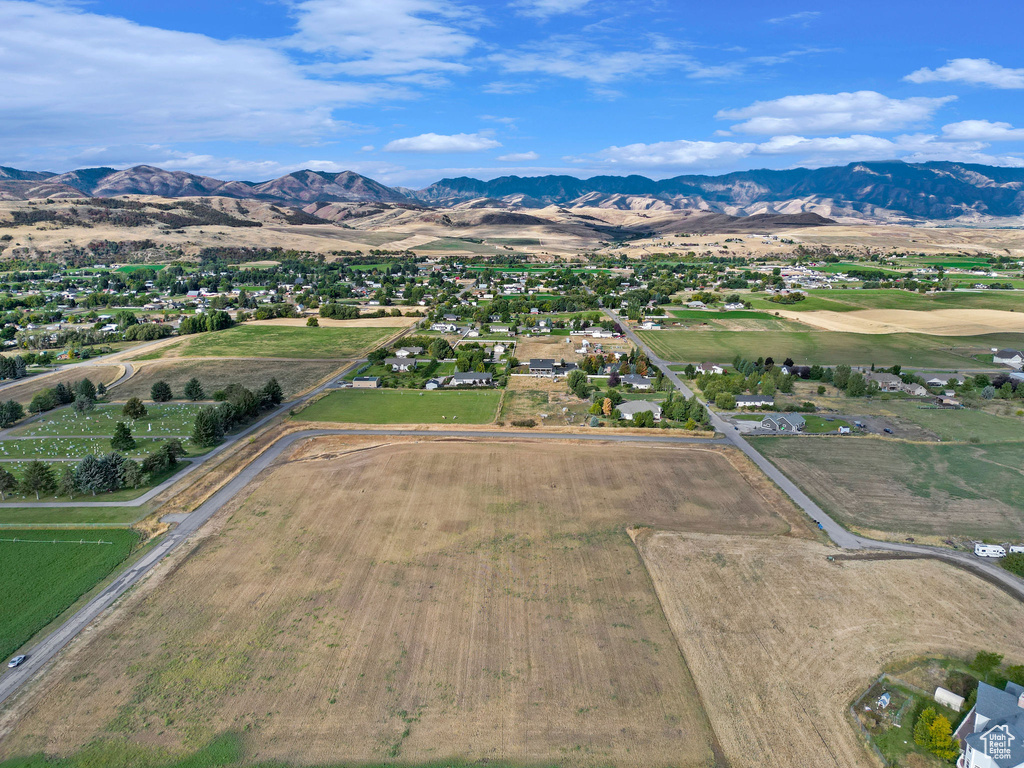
left=0, top=439, right=802, bottom=766
left=296, top=388, right=502, bottom=424
left=749, top=288, right=1024, bottom=313
left=636, top=329, right=1018, bottom=367
left=111, top=359, right=342, bottom=401
left=753, top=437, right=1024, bottom=540
left=0, top=529, right=138, bottom=661
left=635, top=532, right=1024, bottom=768
left=154, top=325, right=395, bottom=359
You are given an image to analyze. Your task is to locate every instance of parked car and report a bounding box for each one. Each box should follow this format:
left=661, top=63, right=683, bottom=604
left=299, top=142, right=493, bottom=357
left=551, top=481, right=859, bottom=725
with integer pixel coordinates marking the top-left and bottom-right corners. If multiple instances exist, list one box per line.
left=883, top=428, right=894, bottom=434
left=7, top=655, right=26, bottom=668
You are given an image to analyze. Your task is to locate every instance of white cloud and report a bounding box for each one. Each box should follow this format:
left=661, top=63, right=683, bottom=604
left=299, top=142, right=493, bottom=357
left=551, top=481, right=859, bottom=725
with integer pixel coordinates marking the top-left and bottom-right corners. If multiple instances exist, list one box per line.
left=287, top=0, right=479, bottom=76
left=513, top=0, right=592, bottom=18
left=580, top=139, right=758, bottom=169
left=572, top=133, right=1024, bottom=173
left=497, top=151, right=540, bottom=161
left=491, top=36, right=739, bottom=85
left=905, top=58, right=1024, bottom=89
left=482, top=81, right=538, bottom=94
left=0, top=1, right=395, bottom=149
left=941, top=120, right=1024, bottom=141
left=717, top=91, right=955, bottom=135
left=383, top=132, right=502, bottom=153
left=767, top=11, right=820, bottom=24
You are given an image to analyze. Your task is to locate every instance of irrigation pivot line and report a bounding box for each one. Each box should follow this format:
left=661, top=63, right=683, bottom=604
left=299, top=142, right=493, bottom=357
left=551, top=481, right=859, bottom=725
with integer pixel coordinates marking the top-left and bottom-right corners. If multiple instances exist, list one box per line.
left=0, top=538, right=114, bottom=545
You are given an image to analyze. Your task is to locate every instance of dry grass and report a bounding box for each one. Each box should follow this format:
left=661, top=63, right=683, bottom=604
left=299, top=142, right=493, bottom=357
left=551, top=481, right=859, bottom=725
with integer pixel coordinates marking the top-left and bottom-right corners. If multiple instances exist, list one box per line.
left=253, top=316, right=419, bottom=328
left=0, top=365, right=122, bottom=405
left=0, top=439, right=800, bottom=767
left=634, top=532, right=1024, bottom=768
left=514, top=335, right=633, bottom=365
left=778, top=308, right=1024, bottom=335
left=110, top=359, right=343, bottom=401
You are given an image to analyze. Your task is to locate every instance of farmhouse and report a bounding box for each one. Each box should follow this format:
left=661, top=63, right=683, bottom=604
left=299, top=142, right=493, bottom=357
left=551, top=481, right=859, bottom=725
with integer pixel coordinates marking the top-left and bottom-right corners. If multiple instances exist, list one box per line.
left=424, top=377, right=447, bottom=390
left=384, top=357, right=417, bottom=372
left=760, top=413, right=805, bottom=432
left=529, top=358, right=556, bottom=375
left=621, top=374, right=653, bottom=390
left=735, top=394, right=775, bottom=408
left=395, top=347, right=423, bottom=358
left=993, top=348, right=1024, bottom=369
left=865, top=372, right=903, bottom=392
left=954, top=680, right=1024, bottom=768
left=617, top=401, right=662, bottom=422
left=352, top=376, right=381, bottom=388
left=697, top=362, right=725, bottom=375
left=448, top=371, right=493, bottom=387
left=431, top=323, right=457, bottom=333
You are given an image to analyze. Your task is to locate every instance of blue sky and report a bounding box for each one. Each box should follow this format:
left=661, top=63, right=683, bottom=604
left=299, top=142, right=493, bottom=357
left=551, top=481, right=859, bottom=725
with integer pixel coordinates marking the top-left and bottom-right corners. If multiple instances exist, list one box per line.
left=2, top=0, right=1024, bottom=187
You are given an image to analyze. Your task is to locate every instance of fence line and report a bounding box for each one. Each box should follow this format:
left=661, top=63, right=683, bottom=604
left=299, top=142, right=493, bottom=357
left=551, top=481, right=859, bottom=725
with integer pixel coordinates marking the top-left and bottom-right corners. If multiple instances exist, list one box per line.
left=0, top=537, right=114, bottom=545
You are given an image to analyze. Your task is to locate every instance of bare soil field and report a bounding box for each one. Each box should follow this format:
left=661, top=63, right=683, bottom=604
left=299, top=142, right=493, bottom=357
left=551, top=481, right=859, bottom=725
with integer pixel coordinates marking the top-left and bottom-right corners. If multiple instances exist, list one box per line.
left=499, top=376, right=596, bottom=426
left=635, top=532, right=1024, bottom=768
left=778, top=308, right=1024, bottom=335
left=0, top=439, right=803, bottom=767
left=514, top=334, right=633, bottom=365
left=0, top=365, right=122, bottom=405
left=110, top=359, right=343, bottom=401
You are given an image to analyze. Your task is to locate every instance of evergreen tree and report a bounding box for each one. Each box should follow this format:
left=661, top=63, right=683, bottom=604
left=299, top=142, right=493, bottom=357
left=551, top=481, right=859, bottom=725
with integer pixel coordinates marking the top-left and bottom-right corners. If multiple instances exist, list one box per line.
left=260, top=378, right=283, bottom=407
left=0, top=399, right=24, bottom=428
left=73, top=394, right=95, bottom=415
left=0, top=467, right=17, bottom=500
left=30, top=389, right=57, bottom=414
left=111, top=421, right=136, bottom=451
left=53, top=382, right=75, bottom=405
left=74, top=455, right=106, bottom=496
left=75, top=378, right=97, bottom=401
left=123, top=397, right=148, bottom=421
left=151, top=381, right=173, bottom=402
left=56, top=465, right=77, bottom=499
left=192, top=407, right=224, bottom=448
left=101, top=453, right=125, bottom=492
left=21, top=460, right=56, bottom=500
left=96, top=382, right=107, bottom=397
left=119, top=459, right=144, bottom=489
left=183, top=377, right=205, bottom=401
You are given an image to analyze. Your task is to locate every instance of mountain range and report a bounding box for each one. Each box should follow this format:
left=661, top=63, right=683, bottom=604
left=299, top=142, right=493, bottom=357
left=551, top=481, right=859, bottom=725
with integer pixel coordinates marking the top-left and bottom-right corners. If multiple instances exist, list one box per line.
left=3, top=161, right=1024, bottom=223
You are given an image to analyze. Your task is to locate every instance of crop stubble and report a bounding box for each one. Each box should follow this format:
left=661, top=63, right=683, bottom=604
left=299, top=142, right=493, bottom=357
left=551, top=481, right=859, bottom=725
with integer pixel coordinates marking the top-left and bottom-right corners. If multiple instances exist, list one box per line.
left=635, top=532, right=1024, bottom=768
left=0, top=440, right=799, bottom=766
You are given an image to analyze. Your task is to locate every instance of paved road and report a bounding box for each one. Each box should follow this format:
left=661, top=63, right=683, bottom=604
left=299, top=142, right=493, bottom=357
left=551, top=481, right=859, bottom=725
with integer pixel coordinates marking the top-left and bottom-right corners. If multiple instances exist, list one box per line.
left=609, top=308, right=1024, bottom=594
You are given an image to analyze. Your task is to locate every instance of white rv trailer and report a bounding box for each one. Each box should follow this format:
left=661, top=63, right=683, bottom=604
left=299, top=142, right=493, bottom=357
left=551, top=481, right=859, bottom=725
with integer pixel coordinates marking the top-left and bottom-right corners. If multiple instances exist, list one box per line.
left=974, top=543, right=1006, bottom=558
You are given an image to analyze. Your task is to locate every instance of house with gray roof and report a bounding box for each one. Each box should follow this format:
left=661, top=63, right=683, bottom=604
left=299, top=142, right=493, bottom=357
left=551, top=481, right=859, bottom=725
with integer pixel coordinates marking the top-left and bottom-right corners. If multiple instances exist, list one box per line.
left=954, top=680, right=1024, bottom=768
left=760, top=413, right=805, bottom=432
left=735, top=394, right=775, bottom=408
left=448, top=371, right=493, bottom=387
left=621, top=374, right=653, bottom=390
left=994, top=349, right=1024, bottom=369
left=616, top=400, right=662, bottom=421
left=384, top=357, right=418, bottom=372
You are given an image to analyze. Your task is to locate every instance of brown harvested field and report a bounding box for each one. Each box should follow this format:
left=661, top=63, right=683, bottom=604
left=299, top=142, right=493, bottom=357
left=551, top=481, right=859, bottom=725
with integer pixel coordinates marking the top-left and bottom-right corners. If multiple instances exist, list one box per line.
left=0, top=365, right=121, bottom=405
left=514, top=334, right=633, bottom=365
left=0, top=439, right=803, bottom=767
left=635, top=532, right=1024, bottom=768
left=778, top=308, right=1024, bottom=335
left=110, top=359, right=344, bottom=401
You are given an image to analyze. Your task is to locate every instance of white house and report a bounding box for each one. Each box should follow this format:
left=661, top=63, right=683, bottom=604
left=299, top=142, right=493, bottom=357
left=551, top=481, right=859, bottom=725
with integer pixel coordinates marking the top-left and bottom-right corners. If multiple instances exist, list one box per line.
left=696, top=362, right=725, bottom=375
left=954, top=680, right=1024, bottom=768
left=617, top=400, right=662, bottom=422
left=621, top=374, right=653, bottom=390
left=994, top=348, right=1024, bottom=369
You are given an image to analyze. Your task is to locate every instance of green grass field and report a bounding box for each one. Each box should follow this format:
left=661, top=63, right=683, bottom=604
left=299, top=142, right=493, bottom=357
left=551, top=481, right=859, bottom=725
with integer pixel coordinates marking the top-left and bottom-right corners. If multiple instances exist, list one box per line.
left=0, top=529, right=138, bottom=660
left=10, top=403, right=203, bottom=438
left=295, top=389, right=501, bottom=424
left=868, top=401, right=1024, bottom=443
left=173, top=325, right=394, bottom=360
left=801, top=415, right=852, bottom=433
left=637, top=329, right=1017, bottom=367
left=0, top=505, right=151, bottom=527
left=753, top=438, right=1024, bottom=540
left=662, top=308, right=806, bottom=331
